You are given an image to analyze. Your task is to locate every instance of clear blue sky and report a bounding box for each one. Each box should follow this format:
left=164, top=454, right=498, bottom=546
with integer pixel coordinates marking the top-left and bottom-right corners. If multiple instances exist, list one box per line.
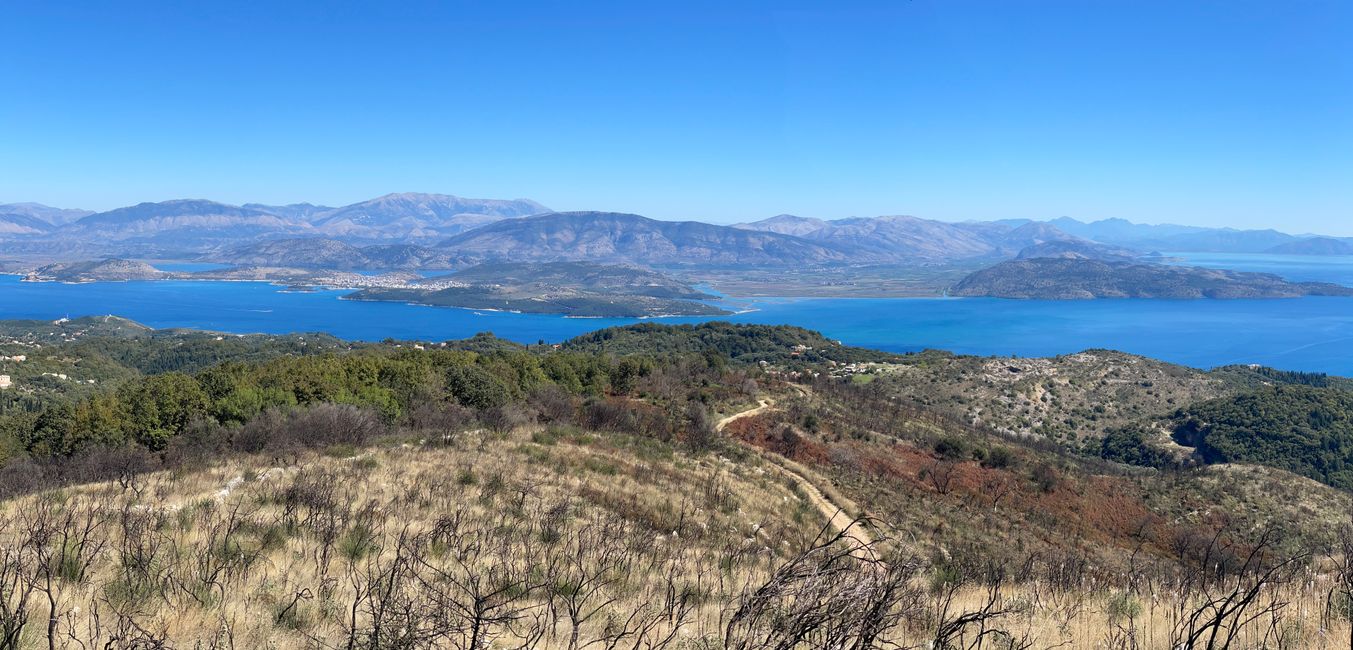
left=2, top=0, right=1350, bottom=233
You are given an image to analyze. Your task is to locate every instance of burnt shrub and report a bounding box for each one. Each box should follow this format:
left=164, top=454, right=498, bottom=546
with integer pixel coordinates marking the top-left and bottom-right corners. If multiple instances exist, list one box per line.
left=232, top=404, right=387, bottom=455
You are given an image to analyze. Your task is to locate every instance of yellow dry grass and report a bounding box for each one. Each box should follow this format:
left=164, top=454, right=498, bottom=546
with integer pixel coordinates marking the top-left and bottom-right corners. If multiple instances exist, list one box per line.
left=0, top=426, right=1349, bottom=649
left=0, top=429, right=821, bottom=649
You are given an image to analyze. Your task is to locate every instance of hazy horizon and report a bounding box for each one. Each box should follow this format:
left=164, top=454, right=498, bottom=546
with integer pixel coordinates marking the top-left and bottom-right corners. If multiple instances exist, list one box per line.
left=0, top=192, right=1343, bottom=237
left=3, top=1, right=1350, bottom=234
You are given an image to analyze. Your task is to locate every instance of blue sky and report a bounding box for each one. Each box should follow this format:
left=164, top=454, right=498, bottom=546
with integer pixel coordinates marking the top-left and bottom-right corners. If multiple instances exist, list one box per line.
left=2, top=1, right=1350, bottom=233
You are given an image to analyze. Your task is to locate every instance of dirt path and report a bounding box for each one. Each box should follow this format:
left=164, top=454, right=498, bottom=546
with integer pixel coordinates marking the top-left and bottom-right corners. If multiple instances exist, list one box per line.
left=716, top=398, right=876, bottom=554
left=715, top=398, right=776, bottom=431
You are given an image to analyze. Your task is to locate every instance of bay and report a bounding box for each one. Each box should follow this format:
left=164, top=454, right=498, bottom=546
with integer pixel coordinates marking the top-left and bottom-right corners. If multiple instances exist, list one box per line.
left=1, top=253, right=1351, bottom=375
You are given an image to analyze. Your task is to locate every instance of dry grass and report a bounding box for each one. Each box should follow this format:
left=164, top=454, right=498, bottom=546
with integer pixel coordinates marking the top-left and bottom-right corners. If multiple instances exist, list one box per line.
left=0, top=429, right=821, bottom=649
left=1, top=426, right=1350, bottom=649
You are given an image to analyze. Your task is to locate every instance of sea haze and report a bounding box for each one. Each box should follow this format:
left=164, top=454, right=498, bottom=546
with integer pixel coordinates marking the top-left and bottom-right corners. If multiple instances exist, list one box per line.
left=1, top=253, right=1351, bottom=375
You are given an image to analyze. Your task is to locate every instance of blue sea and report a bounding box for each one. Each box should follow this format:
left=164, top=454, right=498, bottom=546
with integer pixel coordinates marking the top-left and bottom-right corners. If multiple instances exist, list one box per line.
left=1, top=252, right=1352, bottom=375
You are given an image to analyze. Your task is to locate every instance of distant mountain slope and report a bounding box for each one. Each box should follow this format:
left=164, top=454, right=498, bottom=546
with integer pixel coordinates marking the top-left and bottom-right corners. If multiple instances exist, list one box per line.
left=732, top=214, right=830, bottom=236
left=992, top=221, right=1078, bottom=251
left=438, top=211, right=863, bottom=266
left=0, top=212, right=54, bottom=235
left=210, top=238, right=369, bottom=269
left=1015, top=239, right=1139, bottom=262
left=311, top=192, right=548, bottom=240
left=0, top=202, right=94, bottom=225
left=951, top=258, right=1353, bottom=299
left=1033, top=215, right=1320, bottom=251
left=736, top=214, right=1083, bottom=262
left=813, top=215, right=1000, bottom=260
left=1047, top=217, right=1209, bottom=245
left=209, top=238, right=471, bottom=270
left=0, top=194, right=551, bottom=255
left=63, top=200, right=309, bottom=247
left=356, top=244, right=470, bottom=269
left=73, top=200, right=285, bottom=228
left=243, top=202, right=335, bottom=221
left=1266, top=237, right=1353, bottom=256
left=1147, top=229, right=1298, bottom=253
left=1045, top=218, right=1301, bottom=253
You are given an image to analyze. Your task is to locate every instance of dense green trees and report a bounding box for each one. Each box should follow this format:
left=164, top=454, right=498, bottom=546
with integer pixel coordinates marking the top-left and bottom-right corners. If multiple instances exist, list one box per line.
left=1173, top=385, right=1353, bottom=490
left=0, top=337, right=680, bottom=464
left=1098, top=425, right=1177, bottom=469
left=562, top=322, right=896, bottom=364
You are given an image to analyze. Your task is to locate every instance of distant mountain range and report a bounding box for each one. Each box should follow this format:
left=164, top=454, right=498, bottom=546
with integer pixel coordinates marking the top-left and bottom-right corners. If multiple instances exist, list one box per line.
left=3, top=195, right=1351, bottom=271
left=1042, top=216, right=1353, bottom=254
left=308, top=193, right=547, bottom=240
left=0, top=193, right=550, bottom=255
left=437, top=212, right=871, bottom=266
left=731, top=214, right=1075, bottom=262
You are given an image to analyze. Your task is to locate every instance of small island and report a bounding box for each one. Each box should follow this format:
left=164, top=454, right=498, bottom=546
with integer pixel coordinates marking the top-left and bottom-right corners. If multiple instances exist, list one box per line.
left=950, top=258, right=1353, bottom=299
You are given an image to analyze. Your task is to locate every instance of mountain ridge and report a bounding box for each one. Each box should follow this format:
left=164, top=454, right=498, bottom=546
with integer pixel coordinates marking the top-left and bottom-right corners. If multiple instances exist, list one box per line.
left=437, top=211, right=867, bottom=266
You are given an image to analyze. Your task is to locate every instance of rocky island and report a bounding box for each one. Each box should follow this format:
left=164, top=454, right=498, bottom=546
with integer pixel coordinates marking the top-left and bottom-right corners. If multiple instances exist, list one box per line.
left=951, top=258, right=1353, bottom=299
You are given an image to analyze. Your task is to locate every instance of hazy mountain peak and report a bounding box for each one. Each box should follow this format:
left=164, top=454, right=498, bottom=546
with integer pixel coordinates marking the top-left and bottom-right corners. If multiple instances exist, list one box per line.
left=310, top=192, right=551, bottom=241
left=75, top=199, right=274, bottom=225
left=732, top=214, right=828, bottom=236
left=0, top=202, right=94, bottom=225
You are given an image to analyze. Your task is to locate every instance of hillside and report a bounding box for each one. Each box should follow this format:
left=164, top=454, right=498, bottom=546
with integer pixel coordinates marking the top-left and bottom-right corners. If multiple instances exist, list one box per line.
left=795, top=215, right=999, bottom=260
left=0, top=319, right=1348, bottom=648
left=1173, top=385, right=1353, bottom=490
left=1015, top=238, right=1139, bottom=262
left=732, top=213, right=829, bottom=236
left=0, top=202, right=93, bottom=225
left=0, top=212, right=53, bottom=235
left=438, top=211, right=865, bottom=266
left=61, top=200, right=310, bottom=250
left=734, top=214, right=1080, bottom=262
left=208, top=238, right=368, bottom=269
left=25, top=258, right=167, bottom=282
left=952, top=258, right=1353, bottom=299
left=857, top=349, right=1229, bottom=444
left=242, top=202, right=336, bottom=220
left=208, top=238, right=472, bottom=270
left=0, top=315, right=153, bottom=343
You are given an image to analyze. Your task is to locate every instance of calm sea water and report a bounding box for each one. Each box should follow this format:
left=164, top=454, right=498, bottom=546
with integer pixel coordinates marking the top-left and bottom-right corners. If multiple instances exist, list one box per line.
left=0, top=253, right=1351, bottom=375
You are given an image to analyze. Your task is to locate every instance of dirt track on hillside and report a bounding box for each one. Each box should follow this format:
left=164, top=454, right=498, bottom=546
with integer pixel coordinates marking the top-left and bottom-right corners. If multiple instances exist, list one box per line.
left=717, top=399, right=875, bottom=554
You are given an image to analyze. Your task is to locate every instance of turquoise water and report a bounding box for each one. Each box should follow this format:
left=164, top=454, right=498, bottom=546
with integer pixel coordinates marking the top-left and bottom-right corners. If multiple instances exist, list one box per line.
left=1, top=253, right=1352, bottom=375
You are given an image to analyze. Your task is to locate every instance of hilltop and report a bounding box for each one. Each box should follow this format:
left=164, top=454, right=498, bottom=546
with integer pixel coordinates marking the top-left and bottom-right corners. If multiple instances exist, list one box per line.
left=0, top=319, right=1349, bottom=648
left=25, top=258, right=167, bottom=282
